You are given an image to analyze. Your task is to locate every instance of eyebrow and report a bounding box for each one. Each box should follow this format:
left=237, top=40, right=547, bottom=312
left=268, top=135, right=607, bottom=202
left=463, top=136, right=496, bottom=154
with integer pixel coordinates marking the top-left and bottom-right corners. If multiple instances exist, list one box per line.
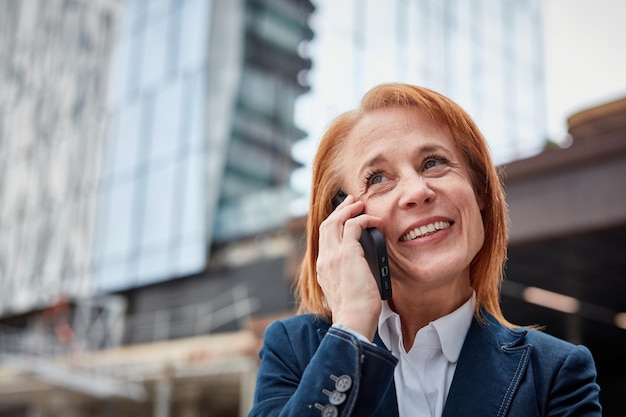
left=357, top=155, right=387, bottom=178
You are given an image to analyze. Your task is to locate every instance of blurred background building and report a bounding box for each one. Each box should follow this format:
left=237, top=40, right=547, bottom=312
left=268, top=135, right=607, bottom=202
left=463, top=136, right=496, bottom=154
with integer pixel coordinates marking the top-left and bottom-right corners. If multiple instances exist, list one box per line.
left=291, top=0, right=548, bottom=215
left=0, top=0, right=624, bottom=416
left=0, top=0, right=313, bottom=416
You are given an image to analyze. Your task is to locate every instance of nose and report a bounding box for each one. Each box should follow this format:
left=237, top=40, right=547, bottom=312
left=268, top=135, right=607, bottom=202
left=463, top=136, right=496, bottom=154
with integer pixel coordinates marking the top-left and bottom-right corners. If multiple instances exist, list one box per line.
left=397, top=172, right=436, bottom=208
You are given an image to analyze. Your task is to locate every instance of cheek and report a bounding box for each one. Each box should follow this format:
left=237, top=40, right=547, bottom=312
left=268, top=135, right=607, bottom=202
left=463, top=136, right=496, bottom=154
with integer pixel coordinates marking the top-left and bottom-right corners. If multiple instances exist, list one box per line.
left=468, top=202, right=486, bottom=251
left=361, top=194, right=387, bottom=216
left=458, top=185, right=486, bottom=247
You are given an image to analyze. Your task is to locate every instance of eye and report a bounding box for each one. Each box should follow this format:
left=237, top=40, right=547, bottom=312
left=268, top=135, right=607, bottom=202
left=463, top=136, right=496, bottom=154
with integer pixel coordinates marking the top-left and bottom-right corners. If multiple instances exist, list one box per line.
left=423, top=155, right=448, bottom=171
left=370, top=174, right=384, bottom=184
left=365, top=169, right=386, bottom=186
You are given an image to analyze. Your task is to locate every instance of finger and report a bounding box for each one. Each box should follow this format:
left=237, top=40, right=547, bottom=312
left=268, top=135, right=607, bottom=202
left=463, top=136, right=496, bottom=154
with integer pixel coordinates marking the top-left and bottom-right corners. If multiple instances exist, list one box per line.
left=319, top=196, right=362, bottom=243
left=341, top=213, right=383, bottom=242
left=331, top=195, right=364, bottom=222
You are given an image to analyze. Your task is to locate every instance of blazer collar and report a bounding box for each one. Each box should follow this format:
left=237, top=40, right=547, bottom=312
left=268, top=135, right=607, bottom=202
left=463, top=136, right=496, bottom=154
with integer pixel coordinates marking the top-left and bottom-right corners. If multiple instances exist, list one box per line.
left=442, top=309, right=531, bottom=417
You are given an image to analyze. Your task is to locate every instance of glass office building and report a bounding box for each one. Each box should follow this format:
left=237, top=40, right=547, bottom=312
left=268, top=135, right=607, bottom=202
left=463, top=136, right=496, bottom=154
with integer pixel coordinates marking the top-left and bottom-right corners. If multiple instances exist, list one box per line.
left=98, top=0, right=313, bottom=294
left=293, top=0, right=547, bottom=208
left=98, top=0, right=212, bottom=293
left=0, top=0, right=119, bottom=314
left=0, top=0, right=313, bottom=314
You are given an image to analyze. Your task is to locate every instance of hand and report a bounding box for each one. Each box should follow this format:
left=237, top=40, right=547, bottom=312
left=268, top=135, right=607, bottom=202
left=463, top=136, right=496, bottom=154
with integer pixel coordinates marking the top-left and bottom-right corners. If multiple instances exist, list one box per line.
left=316, top=195, right=382, bottom=341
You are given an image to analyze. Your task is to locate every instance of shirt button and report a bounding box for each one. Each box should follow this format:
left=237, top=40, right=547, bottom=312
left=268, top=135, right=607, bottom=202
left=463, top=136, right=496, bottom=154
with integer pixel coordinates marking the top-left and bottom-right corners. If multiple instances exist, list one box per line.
left=332, top=374, right=352, bottom=392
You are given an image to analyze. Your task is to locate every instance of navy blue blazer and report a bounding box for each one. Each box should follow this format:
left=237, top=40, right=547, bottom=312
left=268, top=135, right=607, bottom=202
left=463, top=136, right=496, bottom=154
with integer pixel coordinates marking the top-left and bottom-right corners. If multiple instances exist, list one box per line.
left=248, top=311, right=601, bottom=416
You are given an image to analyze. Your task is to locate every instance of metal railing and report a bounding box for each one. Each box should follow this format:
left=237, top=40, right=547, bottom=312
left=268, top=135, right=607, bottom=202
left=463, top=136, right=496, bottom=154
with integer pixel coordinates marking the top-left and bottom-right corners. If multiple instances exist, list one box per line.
left=0, top=283, right=260, bottom=401
left=123, top=283, right=260, bottom=343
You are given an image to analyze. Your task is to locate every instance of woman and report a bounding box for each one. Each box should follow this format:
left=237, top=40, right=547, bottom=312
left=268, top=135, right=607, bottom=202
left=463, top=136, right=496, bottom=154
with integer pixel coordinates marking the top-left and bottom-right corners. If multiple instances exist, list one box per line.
left=248, top=83, right=601, bottom=416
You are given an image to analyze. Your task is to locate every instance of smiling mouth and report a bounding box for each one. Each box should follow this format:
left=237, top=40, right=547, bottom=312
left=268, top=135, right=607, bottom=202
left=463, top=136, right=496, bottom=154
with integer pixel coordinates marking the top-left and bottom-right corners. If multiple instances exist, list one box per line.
left=400, top=221, right=452, bottom=241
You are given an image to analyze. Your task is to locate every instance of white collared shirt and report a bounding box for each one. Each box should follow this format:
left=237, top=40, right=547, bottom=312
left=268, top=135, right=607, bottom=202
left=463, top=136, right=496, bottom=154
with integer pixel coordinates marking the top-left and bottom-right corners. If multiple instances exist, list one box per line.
left=377, top=294, right=475, bottom=417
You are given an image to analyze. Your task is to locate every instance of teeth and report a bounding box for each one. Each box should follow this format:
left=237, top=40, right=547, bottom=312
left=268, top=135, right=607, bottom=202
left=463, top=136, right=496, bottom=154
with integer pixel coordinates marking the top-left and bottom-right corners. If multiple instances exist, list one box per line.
left=401, top=221, right=451, bottom=241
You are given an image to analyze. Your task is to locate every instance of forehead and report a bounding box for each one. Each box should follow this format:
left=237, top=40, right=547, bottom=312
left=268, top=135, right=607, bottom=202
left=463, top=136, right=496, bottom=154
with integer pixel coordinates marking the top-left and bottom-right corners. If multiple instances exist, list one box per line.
left=343, top=107, right=455, bottom=157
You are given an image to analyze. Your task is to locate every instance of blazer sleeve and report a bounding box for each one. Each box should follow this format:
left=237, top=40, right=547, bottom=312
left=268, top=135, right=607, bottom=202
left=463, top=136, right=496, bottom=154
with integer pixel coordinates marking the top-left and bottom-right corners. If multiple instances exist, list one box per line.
left=547, top=344, right=602, bottom=416
left=248, top=319, right=398, bottom=417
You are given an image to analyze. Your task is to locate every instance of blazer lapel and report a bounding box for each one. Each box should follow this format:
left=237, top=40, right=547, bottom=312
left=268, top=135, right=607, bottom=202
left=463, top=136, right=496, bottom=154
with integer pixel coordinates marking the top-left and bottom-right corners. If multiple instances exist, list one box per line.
left=442, top=312, right=532, bottom=417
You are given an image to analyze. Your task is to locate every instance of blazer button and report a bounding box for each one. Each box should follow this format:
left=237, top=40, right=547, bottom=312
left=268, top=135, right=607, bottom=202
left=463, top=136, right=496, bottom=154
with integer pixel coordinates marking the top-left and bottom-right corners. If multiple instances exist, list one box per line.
left=314, top=403, right=338, bottom=417
left=321, top=404, right=338, bottom=417
left=331, top=374, right=352, bottom=392
left=328, top=390, right=346, bottom=405
left=322, top=388, right=346, bottom=405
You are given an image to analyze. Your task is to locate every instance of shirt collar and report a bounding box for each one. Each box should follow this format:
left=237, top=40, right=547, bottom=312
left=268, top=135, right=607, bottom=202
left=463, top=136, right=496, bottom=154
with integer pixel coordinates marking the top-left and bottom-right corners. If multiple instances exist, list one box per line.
left=378, top=292, right=476, bottom=363
left=431, top=292, right=475, bottom=362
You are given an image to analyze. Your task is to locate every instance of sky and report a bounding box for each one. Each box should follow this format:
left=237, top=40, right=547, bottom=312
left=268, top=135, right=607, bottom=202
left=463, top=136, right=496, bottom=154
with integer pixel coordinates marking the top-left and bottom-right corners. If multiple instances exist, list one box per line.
left=543, top=0, right=626, bottom=141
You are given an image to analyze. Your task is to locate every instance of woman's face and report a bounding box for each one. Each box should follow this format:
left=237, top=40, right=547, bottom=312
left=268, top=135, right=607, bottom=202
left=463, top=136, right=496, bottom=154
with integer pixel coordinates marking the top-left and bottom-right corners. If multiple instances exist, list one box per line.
left=340, top=106, right=485, bottom=288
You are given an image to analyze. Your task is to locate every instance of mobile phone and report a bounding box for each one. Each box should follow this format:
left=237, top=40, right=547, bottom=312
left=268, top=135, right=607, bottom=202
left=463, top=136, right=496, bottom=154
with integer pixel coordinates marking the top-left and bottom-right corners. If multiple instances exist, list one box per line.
left=331, top=191, right=392, bottom=300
